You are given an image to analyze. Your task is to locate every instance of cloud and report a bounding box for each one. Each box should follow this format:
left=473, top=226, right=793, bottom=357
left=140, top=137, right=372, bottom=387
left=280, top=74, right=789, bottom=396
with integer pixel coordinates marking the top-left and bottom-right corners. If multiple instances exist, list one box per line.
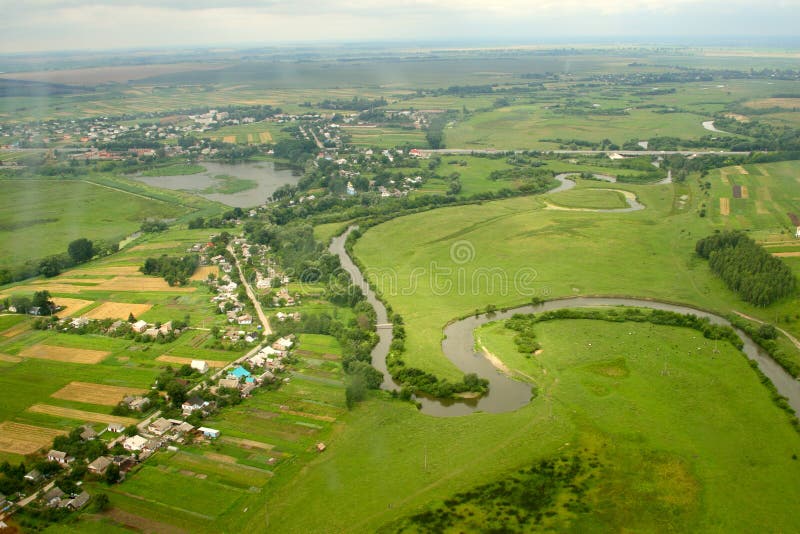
left=1, top=0, right=798, bottom=53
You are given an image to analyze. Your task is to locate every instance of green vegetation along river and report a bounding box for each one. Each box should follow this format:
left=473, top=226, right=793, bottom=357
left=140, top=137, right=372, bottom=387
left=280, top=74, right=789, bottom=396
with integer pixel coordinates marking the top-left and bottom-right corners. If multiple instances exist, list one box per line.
left=332, top=227, right=800, bottom=418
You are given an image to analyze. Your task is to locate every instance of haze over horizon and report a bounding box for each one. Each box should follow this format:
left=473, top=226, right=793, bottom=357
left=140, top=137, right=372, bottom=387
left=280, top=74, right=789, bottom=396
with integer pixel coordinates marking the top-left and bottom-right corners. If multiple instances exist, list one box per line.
left=2, top=0, right=799, bottom=55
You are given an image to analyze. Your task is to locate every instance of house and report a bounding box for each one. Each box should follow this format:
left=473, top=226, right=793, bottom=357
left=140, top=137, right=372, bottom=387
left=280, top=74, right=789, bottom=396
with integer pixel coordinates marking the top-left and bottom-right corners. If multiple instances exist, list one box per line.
left=70, top=317, right=90, bottom=328
left=218, top=378, right=240, bottom=390
left=174, top=422, right=194, bottom=434
left=241, top=382, right=257, bottom=397
left=123, top=435, right=147, bottom=452
left=68, top=491, right=90, bottom=510
left=316, top=442, right=327, bottom=452
left=107, top=423, right=126, bottom=433
left=190, top=360, right=209, bottom=374
left=144, top=439, right=161, bottom=452
left=124, top=395, right=150, bottom=412
left=181, top=396, right=207, bottom=416
left=148, top=417, right=172, bottom=436
left=47, top=450, right=72, bottom=465
left=143, top=327, right=159, bottom=338
left=42, top=487, right=65, bottom=508
left=272, top=336, right=294, bottom=351
left=796, top=226, right=800, bottom=239
left=260, top=346, right=285, bottom=358
left=198, top=427, right=220, bottom=439
left=228, top=366, right=251, bottom=380
left=237, top=314, right=253, bottom=325
left=158, top=321, right=173, bottom=335
left=87, top=456, right=112, bottom=475
left=131, top=320, right=148, bottom=333
left=24, top=469, right=43, bottom=483
left=80, top=425, right=97, bottom=441
left=258, top=370, right=275, bottom=383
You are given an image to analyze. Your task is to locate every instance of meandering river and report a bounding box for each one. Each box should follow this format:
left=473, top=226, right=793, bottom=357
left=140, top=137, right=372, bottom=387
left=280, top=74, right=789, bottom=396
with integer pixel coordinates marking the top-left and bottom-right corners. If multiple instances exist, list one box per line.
left=331, top=227, right=800, bottom=418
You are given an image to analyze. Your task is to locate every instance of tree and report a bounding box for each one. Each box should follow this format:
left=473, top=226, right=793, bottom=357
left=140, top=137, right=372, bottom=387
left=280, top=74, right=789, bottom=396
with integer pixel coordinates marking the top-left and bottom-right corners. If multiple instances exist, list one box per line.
left=105, top=463, right=120, bottom=485
left=68, top=238, right=94, bottom=264
left=124, top=425, right=138, bottom=437
left=38, top=256, right=62, bottom=278
left=345, top=375, right=367, bottom=409
left=32, top=290, right=54, bottom=315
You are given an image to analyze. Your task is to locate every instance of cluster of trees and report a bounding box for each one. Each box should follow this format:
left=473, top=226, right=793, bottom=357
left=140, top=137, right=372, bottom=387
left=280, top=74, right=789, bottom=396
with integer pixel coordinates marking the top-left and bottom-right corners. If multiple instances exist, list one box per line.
left=187, top=208, right=245, bottom=230
left=0, top=236, right=120, bottom=284
left=696, top=232, right=796, bottom=307
left=505, top=314, right=542, bottom=354
left=4, top=290, right=55, bottom=315
left=509, top=306, right=744, bottom=348
left=488, top=167, right=558, bottom=193
left=140, top=219, right=168, bottom=233
left=272, top=135, right=318, bottom=166
left=386, top=312, right=488, bottom=399
left=141, top=254, right=199, bottom=286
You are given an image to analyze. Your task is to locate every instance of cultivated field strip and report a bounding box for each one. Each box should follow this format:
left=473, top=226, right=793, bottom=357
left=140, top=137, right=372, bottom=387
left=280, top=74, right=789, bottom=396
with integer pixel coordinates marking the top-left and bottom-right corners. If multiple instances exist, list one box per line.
left=83, top=302, right=153, bottom=320
left=27, top=404, right=138, bottom=425
left=51, top=381, right=147, bottom=406
left=0, top=421, right=66, bottom=455
left=19, top=344, right=111, bottom=364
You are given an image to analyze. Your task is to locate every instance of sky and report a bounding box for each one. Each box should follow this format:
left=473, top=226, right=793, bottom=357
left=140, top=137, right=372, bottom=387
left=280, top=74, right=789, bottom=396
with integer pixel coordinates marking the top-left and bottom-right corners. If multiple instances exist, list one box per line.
left=1, top=0, right=799, bottom=54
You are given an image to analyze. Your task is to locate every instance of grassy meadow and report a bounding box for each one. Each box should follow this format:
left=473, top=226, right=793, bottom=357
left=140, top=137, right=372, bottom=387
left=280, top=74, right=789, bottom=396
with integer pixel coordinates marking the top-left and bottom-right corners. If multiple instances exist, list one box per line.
left=354, top=160, right=800, bottom=380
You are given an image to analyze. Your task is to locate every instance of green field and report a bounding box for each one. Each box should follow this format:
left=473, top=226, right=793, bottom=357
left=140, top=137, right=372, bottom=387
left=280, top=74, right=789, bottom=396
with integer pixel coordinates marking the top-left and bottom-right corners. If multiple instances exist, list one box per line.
left=0, top=178, right=195, bottom=270
left=343, top=126, right=427, bottom=148
left=546, top=186, right=629, bottom=209
left=355, top=161, right=800, bottom=380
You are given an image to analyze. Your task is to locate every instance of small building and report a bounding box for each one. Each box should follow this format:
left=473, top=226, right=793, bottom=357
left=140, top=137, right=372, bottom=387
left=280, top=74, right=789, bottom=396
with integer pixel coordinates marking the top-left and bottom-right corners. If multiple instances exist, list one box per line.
left=47, top=450, right=72, bottom=465
left=181, top=396, right=208, bottom=416
left=228, top=366, right=251, bottom=380
left=68, top=491, right=90, bottom=510
left=107, top=423, right=126, bottom=433
left=80, top=425, right=97, bottom=441
left=218, top=378, right=240, bottom=390
left=148, top=417, right=172, bottom=436
left=131, top=320, right=149, bottom=333
left=24, top=469, right=43, bottom=483
left=198, top=427, right=220, bottom=439
left=316, top=442, right=327, bottom=452
left=87, top=456, right=112, bottom=475
left=190, top=360, right=209, bottom=374
left=174, top=422, right=194, bottom=434
left=796, top=226, right=800, bottom=239
left=241, top=382, right=257, bottom=397
left=125, top=395, right=150, bottom=412
left=237, top=314, right=253, bottom=325
left=123, top=435, right=147, bottom=452
left=42, top=487, right=65, bottom=508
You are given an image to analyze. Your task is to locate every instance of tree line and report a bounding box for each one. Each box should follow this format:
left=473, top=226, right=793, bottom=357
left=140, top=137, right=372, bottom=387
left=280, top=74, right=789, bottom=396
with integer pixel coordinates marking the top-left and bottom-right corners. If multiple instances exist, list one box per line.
left=140, top=254, right=199, bottom=286
left=696, top=231, right=796, bottom=307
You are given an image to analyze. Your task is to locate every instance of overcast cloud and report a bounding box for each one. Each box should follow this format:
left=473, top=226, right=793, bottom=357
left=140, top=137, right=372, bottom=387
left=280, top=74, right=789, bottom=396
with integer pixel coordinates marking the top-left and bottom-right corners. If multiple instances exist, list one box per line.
left=1, top=0, right=798, bottom=53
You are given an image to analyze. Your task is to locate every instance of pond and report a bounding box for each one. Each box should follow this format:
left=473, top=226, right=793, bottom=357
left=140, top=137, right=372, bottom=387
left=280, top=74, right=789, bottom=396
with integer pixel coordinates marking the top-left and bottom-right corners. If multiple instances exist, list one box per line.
left=132, top=161, right=300, bottom=208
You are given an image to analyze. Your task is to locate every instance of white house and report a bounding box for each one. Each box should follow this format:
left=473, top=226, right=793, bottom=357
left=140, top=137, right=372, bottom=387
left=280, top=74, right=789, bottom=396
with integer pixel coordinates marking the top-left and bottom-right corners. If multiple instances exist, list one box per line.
left=131, top=320, right=148, bottom=333
left=795, top=226, right=800, bottom=238
left=190, top=360, right=209, bottom=374
left=123, top=435, right=147, bottom=452
left=198, top=427, right=220, bottom=439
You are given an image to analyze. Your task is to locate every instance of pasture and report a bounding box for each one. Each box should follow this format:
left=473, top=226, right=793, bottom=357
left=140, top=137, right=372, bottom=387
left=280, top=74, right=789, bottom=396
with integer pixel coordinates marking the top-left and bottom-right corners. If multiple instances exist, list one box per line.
left=354, top=160, right=800, bottom=380
left=342, top=126, right=427, bottom=148
left=253, top=319, right=800, bottom=532
left=0, top=177, right=194, bottom=271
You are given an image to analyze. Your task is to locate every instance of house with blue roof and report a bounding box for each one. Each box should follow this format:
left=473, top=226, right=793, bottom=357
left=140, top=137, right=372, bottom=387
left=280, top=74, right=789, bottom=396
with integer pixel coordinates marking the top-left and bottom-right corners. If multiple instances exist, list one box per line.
left=228, top=366, right=251, bottom=380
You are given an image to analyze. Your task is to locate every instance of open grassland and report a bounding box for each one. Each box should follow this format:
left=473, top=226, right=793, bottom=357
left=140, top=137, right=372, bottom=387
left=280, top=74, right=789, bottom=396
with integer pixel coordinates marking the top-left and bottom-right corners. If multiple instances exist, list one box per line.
left=355, top=161, right=800, bottom=380
left=249, top=321, right=800, bottom=532
left=0, top=178, right=196, bottom=271
left=51, top=381, right=147, bottom=406
left=546, top=187, right=628, bottom=209
left=343, top=126, right=427, bottom=148
left=155, top=355, right=229, bottom=368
